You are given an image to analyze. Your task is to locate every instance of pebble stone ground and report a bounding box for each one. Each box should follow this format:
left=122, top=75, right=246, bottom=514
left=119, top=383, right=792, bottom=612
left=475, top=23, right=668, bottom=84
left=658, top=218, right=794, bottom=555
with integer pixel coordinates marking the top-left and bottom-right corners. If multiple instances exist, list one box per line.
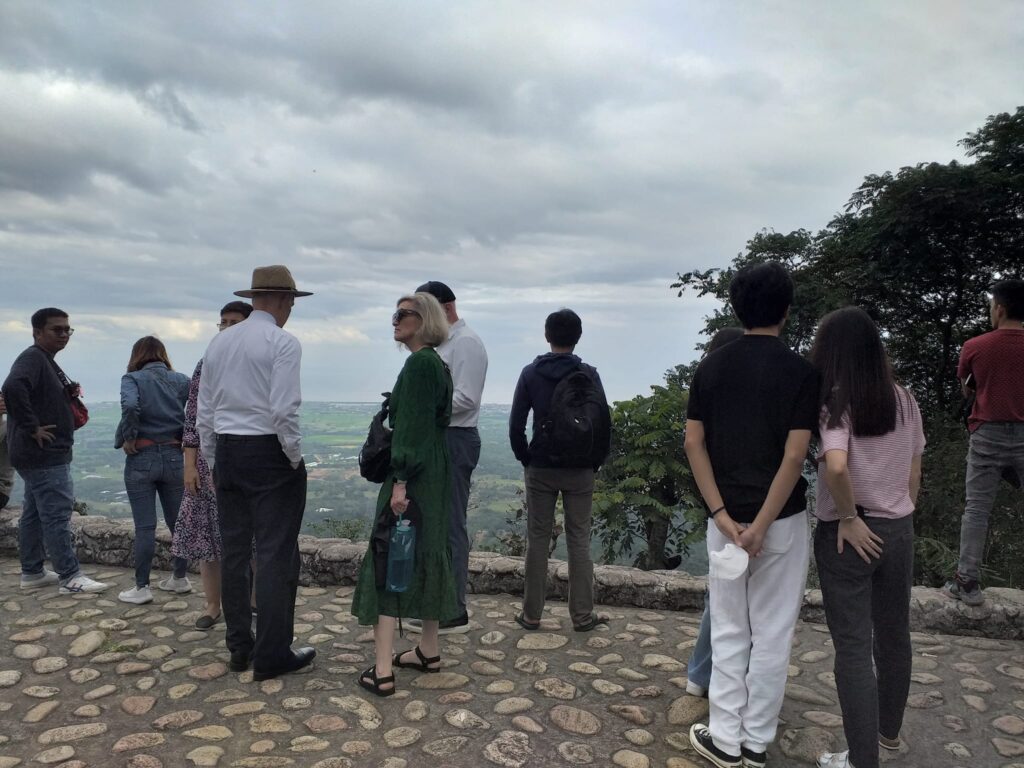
left=1, top=556, right=1023, bottom=768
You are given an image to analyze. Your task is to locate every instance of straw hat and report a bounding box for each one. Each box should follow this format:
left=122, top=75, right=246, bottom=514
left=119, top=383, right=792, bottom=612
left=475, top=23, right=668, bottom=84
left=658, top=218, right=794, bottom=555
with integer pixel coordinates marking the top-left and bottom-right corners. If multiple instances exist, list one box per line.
left=234, top=265, right=313, bottom=298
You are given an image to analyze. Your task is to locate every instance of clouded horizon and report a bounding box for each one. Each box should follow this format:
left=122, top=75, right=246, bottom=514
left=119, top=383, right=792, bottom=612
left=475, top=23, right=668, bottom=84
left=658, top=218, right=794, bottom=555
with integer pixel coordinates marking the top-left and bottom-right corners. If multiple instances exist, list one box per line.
left=1, top=2, right=1021, bottom=404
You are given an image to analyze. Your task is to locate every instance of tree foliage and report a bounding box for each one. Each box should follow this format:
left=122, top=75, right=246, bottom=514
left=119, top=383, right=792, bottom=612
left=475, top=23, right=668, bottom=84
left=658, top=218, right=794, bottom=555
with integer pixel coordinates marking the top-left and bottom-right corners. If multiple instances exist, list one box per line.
left=672, top=107, right=1024, bottom=585
left=592, top=374, right=705, bottom=569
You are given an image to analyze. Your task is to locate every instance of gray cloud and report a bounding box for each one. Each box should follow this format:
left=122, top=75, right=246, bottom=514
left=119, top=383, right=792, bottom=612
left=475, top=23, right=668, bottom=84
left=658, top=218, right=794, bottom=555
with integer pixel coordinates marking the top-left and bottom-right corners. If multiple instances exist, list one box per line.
left=0, top=1, right=1021, bottom=403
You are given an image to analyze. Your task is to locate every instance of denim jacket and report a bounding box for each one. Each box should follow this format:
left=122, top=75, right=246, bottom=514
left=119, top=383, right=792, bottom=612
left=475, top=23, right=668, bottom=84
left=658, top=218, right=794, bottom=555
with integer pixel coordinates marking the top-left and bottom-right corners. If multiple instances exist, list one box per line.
left=114, top=362, right=190, bottom=447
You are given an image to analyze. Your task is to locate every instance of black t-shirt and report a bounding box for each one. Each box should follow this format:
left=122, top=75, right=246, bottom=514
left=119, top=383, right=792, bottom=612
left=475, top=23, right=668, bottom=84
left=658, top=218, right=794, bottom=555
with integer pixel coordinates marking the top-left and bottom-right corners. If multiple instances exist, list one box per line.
left=686, top=334, right=819, bottom=524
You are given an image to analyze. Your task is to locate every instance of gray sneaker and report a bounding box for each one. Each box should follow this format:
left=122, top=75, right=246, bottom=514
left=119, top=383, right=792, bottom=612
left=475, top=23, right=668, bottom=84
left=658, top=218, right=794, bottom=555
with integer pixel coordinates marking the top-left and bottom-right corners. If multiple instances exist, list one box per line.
left=20, top=569, right=60, bottom=590
left=943, top=575, right=983, bottom=607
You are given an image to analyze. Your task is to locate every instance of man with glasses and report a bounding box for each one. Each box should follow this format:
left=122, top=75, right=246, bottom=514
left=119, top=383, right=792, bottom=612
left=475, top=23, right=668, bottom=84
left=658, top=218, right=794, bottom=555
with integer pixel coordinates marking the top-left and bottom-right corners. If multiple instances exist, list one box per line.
left=2, top=308, right=109, bottom=593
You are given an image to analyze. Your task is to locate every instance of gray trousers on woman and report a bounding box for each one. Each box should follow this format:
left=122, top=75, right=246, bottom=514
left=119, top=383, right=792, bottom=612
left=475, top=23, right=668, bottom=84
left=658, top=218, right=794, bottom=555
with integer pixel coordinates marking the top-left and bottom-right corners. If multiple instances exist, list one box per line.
left=815, top=515, right=914, bottom=768
left=522, top=466, right=595, bottom=627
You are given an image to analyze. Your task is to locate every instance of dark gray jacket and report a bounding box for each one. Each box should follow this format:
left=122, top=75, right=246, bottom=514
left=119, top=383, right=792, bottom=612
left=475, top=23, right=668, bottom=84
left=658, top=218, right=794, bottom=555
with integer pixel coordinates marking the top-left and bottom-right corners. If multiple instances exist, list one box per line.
left=2, top=345, right=74, bottom=470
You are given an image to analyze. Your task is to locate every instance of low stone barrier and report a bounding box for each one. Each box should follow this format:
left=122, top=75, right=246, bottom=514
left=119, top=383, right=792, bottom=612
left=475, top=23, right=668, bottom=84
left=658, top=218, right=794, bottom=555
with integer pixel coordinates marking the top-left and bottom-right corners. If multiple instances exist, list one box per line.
left=2, top=507, right=1021, bottom=639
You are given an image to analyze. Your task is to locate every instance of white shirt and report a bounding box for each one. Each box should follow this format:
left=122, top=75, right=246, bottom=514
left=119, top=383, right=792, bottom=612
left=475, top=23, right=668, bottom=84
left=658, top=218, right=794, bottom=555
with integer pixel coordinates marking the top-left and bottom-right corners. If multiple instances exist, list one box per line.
left=197, top=310, right=303, bottom=467
left=437, top=318, right=488, bottom=428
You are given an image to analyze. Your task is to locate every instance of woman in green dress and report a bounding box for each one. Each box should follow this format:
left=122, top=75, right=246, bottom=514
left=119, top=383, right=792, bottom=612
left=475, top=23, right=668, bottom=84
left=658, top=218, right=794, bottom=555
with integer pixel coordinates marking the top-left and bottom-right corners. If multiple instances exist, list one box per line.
left=352, top=291, right=458, bottom=696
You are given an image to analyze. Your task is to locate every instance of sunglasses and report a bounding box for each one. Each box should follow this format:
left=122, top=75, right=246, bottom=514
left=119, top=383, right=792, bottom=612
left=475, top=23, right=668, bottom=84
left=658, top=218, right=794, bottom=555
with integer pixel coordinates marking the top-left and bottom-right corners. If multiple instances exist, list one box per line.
left=392, top=309, right=421, bottom=324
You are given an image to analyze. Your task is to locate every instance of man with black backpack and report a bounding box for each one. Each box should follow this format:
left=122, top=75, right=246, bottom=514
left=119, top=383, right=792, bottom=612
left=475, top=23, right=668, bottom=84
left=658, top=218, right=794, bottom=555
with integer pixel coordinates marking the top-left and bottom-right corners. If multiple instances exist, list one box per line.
left=508, top=308, right=611, bottom=633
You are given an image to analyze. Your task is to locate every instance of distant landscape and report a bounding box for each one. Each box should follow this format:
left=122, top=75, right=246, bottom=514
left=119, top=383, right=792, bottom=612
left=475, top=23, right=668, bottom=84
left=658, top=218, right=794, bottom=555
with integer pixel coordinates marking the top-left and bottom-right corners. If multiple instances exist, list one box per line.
left=8, top=402, right=707, bottom=570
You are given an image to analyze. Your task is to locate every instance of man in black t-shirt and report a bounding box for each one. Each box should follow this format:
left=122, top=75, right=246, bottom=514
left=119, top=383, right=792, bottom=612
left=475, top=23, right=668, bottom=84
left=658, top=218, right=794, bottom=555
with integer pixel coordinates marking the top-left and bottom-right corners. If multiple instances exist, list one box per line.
left=684, top=263, right=818, bottom=768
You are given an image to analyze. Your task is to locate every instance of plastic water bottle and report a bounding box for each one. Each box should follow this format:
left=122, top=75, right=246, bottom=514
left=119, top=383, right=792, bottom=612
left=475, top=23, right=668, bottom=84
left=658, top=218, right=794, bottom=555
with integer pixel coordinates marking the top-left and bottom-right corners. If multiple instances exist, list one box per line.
left=386, top=516, right=416, bottom=593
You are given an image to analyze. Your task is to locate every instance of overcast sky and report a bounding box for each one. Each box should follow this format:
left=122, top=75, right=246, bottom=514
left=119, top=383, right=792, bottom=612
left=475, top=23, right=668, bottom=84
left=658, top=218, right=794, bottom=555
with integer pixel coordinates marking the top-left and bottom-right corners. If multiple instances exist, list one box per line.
left=1, top=1, right=1021, bottom=404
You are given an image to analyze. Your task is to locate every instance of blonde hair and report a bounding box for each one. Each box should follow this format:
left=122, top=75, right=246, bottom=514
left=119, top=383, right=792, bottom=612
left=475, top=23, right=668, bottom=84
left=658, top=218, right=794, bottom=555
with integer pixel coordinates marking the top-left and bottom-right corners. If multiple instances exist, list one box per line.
left=397, top=292, right=449, bottom=348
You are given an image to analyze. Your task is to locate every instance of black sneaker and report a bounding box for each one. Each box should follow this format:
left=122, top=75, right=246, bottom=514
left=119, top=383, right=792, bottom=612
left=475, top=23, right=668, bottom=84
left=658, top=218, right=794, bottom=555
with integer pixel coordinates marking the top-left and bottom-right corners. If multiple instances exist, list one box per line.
left=690, top=723, right=741, bottom=768
left=741, top=745, right=767, bottom=768
left=229, top=651, right=250, bottom=672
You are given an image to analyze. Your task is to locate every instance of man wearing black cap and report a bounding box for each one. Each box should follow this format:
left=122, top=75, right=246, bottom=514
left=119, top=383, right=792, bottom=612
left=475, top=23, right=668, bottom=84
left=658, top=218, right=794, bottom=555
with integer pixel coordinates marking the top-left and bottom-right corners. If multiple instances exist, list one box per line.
left=415, top=280, right=488, bottom=632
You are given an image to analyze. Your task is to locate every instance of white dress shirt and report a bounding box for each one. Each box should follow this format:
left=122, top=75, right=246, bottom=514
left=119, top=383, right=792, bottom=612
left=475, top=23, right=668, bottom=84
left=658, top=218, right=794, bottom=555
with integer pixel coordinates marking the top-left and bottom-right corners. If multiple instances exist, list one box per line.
left=197, top=310, right=303, bottom=467
left=437, top=318, right=488, bottom=428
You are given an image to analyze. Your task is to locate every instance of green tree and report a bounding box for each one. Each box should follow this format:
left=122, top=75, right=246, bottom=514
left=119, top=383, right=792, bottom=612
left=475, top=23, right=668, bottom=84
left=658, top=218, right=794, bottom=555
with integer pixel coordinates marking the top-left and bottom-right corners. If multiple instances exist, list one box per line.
left=593, top=374, right=704, bottom=569
left=672, top=107, right=1024, bottom=585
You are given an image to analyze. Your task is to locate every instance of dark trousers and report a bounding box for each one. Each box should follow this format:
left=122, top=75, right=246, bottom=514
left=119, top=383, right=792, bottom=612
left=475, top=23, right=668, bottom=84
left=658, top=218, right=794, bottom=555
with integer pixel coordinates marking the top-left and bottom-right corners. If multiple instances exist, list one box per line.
left=447, top=427, right=480, bottom=615
left=214, top=435, right=306, bottom=670
left=815, top=515, right=914, bottom=768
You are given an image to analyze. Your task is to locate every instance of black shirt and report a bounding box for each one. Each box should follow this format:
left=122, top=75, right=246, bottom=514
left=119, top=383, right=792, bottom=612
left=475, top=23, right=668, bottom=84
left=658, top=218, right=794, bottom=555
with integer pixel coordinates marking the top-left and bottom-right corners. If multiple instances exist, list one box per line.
left=686, top=334, right=819, bottom=524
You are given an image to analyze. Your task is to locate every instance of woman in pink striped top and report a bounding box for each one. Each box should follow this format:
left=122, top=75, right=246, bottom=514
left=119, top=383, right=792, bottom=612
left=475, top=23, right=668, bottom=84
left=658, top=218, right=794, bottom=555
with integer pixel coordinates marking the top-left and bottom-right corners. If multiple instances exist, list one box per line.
left=810, top=307, right=925, bottom=768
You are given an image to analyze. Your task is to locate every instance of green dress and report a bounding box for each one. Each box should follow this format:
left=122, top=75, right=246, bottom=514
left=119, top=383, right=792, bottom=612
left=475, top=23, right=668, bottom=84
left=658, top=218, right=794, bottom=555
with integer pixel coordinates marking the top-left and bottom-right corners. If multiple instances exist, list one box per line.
left=352, top=347, right=458, bottom=624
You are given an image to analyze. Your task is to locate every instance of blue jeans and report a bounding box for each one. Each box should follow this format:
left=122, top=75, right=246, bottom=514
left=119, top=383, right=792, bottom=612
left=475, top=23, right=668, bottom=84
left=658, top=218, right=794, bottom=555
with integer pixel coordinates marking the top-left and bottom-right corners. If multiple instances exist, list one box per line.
left=958, top=422, right=1024, bottom=581
left=125, top=445, right=187, bottom=587
left=688, top=594, right=713, bottom=689
left=447, top=427, right=481, bottom=615
left=18, top=463, right=81, bottom=582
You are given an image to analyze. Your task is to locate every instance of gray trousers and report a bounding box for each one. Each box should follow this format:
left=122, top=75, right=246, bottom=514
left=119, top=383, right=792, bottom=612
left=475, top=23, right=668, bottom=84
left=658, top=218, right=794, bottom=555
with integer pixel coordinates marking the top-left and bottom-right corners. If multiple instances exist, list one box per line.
left=522, top=466, right=595, bottom=627
left=957, top=421, right=1024, bottom=581
left=815, top=515, right=914, bottom=768
left=447, top=427, right=480, bottom=616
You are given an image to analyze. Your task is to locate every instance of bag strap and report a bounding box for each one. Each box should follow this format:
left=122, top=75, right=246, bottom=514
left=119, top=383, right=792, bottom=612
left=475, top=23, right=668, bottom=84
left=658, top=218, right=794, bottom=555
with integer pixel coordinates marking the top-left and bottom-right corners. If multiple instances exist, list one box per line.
left=44, top=353, right=74, bottom=390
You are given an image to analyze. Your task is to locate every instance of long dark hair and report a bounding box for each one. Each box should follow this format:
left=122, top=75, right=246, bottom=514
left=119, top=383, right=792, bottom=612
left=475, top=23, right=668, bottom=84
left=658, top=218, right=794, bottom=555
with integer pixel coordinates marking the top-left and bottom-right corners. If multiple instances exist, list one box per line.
left=127, top=336, right=173, bottom=373
left=810, top=307, right=902, bottom=436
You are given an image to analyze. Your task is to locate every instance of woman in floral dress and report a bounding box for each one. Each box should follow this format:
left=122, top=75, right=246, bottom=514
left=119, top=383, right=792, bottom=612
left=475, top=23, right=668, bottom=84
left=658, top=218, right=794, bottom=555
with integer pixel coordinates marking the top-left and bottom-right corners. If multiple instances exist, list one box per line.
left=171, top=301, right=252, bottom=629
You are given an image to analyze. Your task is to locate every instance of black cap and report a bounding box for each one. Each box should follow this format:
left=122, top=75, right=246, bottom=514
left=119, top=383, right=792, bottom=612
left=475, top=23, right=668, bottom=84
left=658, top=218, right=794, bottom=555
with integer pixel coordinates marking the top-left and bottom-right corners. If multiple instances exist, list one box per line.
left=416, top=281, right=456, bottom=303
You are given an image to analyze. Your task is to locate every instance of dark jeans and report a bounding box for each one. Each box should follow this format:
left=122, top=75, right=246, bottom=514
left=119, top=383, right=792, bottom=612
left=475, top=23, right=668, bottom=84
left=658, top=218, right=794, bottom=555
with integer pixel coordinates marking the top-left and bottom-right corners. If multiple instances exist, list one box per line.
left=18, top=463, right=81, bottom=581
left=815, top=515, right=914, bottom=768
left=214, top=434, right=306, bottom=671
left=447, top=427, right=480, bottom=615
left=522, top=466, right=595, bottom=627
left=124, top=445, right=187, bottom=587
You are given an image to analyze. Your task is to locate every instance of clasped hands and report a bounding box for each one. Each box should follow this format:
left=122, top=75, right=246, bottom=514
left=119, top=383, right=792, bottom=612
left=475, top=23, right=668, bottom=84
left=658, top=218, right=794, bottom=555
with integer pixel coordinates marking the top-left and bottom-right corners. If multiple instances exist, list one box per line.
left=713, top=509, right=765, bottom=557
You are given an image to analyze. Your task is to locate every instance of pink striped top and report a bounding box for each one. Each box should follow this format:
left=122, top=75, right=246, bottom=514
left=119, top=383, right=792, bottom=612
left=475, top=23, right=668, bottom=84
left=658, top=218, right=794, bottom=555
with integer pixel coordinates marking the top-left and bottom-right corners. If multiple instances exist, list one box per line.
left=815, top=387, right=926, bottom=521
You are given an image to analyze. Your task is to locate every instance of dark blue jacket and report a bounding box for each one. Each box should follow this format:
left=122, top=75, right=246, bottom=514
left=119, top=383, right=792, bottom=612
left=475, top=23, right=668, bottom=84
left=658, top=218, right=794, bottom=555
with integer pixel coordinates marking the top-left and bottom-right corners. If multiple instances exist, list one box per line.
left=2, top=345, right=75, bottom=469
left=508, top=352, right=608, bottom=468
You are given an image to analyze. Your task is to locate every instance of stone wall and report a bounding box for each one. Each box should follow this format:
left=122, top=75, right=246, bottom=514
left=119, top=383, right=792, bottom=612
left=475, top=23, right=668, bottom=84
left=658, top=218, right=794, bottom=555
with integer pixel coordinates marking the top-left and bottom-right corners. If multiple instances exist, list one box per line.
left=2, top=507, right=1021, bottom=639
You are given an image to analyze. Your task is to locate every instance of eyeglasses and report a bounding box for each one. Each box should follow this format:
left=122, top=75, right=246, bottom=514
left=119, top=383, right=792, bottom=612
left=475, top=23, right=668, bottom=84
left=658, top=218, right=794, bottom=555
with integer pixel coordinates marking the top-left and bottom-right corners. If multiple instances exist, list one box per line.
left=216, top=321, right=241, bottom=330
left=46, top=326, right=74, bottom=336
left=392, top=309, right=421, bottom=324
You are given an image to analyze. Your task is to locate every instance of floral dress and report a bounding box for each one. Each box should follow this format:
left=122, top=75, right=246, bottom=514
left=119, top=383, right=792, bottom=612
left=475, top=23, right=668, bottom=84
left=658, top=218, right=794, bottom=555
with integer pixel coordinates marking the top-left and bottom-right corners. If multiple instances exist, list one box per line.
left=351, top=347, right=458, bottom=623
left=171, top=360, right=221, bottom=562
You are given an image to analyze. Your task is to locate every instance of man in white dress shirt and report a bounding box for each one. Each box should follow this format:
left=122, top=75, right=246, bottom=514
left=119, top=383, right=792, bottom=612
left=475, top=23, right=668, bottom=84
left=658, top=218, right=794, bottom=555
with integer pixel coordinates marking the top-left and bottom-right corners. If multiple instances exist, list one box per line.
left=416, top=281, right=488, bottom=631
left=197, top=265, right=316, bottom=680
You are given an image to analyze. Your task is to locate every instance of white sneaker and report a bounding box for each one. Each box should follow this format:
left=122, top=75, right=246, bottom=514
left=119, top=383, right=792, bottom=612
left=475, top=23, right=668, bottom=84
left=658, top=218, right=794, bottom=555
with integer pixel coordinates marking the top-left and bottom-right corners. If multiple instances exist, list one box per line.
left=20, top=569, right=60, bottom=590
left=818, top=751, right=852, bottom=768
left=157, top=575, right=192, bottom=594
left=59, top=574, right=111, bottom=594
left=118, top=585, right=154, bottom=604
left=685, top=679, right=708, bottom=698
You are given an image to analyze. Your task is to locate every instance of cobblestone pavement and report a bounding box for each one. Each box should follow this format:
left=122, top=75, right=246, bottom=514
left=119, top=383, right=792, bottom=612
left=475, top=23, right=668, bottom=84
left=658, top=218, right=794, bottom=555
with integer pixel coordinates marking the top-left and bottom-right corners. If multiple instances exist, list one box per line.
left=1, top=557, right=1022, bottom=768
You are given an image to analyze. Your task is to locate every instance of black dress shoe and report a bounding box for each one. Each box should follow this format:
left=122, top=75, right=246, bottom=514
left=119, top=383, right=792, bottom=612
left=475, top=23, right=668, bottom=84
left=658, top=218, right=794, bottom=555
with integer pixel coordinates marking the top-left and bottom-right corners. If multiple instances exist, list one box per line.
left=253, top=647, right=316, bottom=681
left=229, top=651, right=250, bottom=672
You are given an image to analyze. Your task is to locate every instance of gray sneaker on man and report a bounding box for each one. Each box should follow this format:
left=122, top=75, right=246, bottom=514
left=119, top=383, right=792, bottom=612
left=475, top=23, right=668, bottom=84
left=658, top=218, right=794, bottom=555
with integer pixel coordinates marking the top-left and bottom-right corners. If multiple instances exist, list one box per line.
left=943, top=574, right=984, bottom=606
left=20, top=569, right=59, bottom=590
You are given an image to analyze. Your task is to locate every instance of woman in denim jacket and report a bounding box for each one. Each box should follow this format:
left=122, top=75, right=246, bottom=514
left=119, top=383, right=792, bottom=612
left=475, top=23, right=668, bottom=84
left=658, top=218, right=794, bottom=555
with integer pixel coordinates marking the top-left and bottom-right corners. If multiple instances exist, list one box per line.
left=114, top=336, right=190, bottom=604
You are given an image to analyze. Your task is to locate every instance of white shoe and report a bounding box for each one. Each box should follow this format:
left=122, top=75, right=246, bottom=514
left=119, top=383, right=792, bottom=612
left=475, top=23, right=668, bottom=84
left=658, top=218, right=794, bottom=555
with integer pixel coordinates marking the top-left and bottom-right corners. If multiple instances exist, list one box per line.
left=818, top=751, right=852, bottom=768
left=685, top=679, right=708, bottom=698
left=157, top=575, right=192, bottom=593
left=60, top=574, right=111, bottom=594
left=118, top=585, right=154, bottom=604
left=20, top=569, right=60, bottom=590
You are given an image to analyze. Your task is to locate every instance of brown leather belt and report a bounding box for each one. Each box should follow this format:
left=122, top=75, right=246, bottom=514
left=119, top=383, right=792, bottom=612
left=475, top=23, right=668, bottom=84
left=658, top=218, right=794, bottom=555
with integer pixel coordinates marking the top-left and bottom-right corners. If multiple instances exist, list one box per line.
left=134, top=438, right=182, bottom=449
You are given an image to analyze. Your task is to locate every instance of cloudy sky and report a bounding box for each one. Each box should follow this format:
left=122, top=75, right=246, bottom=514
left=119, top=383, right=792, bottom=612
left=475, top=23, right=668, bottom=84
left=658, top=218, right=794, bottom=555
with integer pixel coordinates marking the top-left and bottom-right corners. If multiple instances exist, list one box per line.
left=1, top=1, right=1020, bottom=404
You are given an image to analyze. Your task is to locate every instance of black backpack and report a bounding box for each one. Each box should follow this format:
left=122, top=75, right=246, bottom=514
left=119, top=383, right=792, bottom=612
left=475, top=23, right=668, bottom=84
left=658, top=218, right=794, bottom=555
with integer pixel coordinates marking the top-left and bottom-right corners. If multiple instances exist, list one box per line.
left=359, top=392, right=392, bottom=483
left=539, top=367, right=611, bottom=468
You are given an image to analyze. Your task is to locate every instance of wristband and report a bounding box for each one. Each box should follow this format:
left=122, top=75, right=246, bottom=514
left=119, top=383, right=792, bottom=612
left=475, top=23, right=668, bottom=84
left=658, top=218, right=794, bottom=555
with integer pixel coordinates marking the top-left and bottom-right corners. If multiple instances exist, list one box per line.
left=709, top=504, right=726, bottom=516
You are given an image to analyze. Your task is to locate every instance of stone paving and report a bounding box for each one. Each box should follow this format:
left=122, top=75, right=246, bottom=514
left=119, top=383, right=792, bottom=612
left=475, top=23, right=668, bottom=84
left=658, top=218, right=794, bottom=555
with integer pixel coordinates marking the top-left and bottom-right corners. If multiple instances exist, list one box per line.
left=1, top=556, right=1023, bottom=768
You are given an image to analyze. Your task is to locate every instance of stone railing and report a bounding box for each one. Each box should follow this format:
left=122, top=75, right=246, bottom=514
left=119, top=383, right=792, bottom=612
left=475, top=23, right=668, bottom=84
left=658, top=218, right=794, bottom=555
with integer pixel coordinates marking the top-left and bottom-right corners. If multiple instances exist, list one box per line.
left=2, top=507, right=1021, bottom=640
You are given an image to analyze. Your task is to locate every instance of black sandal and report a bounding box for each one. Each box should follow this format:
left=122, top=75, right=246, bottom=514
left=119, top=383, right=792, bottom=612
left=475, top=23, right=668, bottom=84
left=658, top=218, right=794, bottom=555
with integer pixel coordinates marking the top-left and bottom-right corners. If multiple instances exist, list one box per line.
left=393, top=645, right=441, bottom=673
left=515, top=613, right=541, bottom=631
left=573, top=614, right=609, bottom=632
left=357, top=665, right=395, bottom=697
